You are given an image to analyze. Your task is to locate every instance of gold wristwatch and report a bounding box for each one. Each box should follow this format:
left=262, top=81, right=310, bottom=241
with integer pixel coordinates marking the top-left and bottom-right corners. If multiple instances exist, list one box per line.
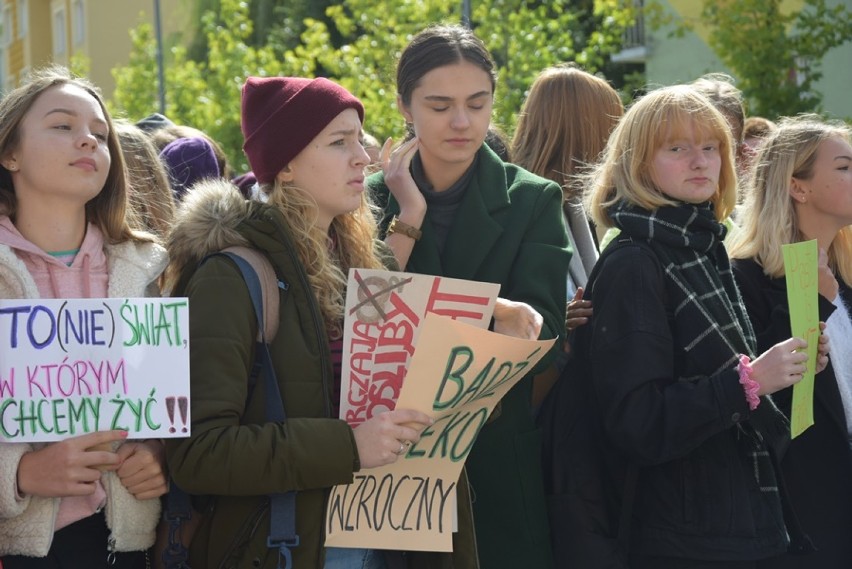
left=387, top=216, right=422, bottom=241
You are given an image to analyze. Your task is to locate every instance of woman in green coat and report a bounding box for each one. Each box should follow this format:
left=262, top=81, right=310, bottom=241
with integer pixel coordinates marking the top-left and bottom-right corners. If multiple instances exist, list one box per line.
left=368, top=25, right=571, bottom=569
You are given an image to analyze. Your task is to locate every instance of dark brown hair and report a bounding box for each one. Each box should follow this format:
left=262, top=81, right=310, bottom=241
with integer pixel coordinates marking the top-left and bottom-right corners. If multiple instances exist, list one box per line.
left=397, top=24, right=497, bottom=107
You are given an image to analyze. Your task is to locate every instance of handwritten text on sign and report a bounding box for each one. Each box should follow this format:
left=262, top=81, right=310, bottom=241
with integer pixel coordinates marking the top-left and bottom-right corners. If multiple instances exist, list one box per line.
left=782, top=240, right=820, bottom=438
left=341, top=269, right=499, bottom=427
left=326, top=314, right=554, bottom=552
left=0, top=297, right=190, bottom=442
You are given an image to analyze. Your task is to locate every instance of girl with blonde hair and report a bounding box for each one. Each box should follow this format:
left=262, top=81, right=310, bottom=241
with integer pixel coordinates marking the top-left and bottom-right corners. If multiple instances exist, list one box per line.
left=730, top=115, right=852, bottom=568
left=565, top=85, right=828, bottom=567
left=113, top=119, right=175, bottom=239
left=163, top=76, right=435, bottom=569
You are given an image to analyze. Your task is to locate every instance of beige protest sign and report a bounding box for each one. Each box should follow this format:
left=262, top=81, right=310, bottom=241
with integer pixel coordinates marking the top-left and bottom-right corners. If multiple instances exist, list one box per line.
left=325, top=313, right=554, bottom=552
left=340, top=268, right=500, bottom=427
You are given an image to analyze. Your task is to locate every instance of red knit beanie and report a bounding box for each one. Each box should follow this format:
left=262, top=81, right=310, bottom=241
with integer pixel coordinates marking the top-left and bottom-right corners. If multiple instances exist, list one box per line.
left=241, top=76, right=365, bottom=184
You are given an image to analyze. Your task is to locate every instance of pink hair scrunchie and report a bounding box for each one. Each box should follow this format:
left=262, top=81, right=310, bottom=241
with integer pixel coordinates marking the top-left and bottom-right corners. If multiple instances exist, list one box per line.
left=737, top=354, right=761, bottom=411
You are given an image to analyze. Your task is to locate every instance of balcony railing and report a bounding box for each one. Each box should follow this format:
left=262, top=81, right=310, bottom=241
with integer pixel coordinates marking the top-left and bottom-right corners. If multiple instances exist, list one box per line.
left=612, top=0, right=647, bottom=63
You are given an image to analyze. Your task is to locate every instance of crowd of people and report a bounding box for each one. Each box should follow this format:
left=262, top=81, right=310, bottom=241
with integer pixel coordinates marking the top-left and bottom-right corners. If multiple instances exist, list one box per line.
left=0, top=21, right=849, bottom=569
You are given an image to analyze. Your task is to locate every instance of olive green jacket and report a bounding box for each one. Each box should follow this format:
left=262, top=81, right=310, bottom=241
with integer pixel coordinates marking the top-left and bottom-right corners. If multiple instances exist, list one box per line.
left=165, top=182, right=478, bottom=569
left=369, top=144, right=571, bottom=569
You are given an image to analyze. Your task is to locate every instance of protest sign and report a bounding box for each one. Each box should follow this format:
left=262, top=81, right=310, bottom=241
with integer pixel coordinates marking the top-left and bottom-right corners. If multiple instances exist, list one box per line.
left=340, top=268, right=500, bottom=427
left=0, top=297, right=190, bottom=442
left=325, top=313, right=555, bottom=552
left=782, top=240, right=820, bottom=438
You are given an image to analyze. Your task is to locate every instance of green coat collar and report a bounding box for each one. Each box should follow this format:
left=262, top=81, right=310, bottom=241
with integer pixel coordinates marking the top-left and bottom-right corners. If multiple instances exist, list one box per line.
left=385, top=144, right=511, bottom=280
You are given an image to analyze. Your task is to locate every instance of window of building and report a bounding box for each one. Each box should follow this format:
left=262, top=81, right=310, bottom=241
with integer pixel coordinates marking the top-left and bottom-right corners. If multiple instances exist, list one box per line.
left=17, top=0, right=27, bottom=39
left=72, top=0, right=84, bottom=45
left=52, top=6, right=66, bottom=56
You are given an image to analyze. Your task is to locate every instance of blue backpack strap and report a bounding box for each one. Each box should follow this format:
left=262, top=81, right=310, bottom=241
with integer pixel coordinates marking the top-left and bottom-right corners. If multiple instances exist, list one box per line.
left=162, top=482, right=193, bottom=569
left=215, top=251, right=299, bottom=569
left=161, top=250, right=297, bottom=569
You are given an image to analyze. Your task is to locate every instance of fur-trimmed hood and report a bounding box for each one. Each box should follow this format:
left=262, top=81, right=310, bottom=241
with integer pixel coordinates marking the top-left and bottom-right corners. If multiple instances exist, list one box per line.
left=165, top=179, right=254, bottom=290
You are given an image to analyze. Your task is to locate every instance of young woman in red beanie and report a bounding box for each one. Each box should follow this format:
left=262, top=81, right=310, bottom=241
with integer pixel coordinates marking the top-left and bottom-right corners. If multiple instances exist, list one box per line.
left=368, top=24, right=571, bottom=569
left=163, top=77, right=437, bottom=569
left=0, top=66, right=168, bottom=568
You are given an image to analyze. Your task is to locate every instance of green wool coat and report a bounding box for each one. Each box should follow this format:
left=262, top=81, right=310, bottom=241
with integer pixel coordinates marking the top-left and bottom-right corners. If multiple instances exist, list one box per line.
left=165, top=190, right=478, bottom=569
left=368, top=144, right=571, bottom=569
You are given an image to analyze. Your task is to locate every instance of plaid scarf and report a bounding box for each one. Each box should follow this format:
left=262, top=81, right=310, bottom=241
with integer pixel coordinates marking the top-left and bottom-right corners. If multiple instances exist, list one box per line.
left=611, top=201, right=756, bottom=380
left=612, top=201, right=787, bottom=501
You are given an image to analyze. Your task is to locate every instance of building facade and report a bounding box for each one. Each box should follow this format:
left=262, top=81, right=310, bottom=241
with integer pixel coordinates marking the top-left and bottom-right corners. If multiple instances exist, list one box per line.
left=0, top=0, right=188, bottom=98
left=613, top=0, right=852, bottom=119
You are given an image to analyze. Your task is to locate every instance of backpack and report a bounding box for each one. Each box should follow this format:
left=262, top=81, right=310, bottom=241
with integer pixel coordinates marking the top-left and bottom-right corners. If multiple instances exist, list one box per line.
left=537, top=238, right=648, bottom=568
left=159, top=246, right=298, bottom=569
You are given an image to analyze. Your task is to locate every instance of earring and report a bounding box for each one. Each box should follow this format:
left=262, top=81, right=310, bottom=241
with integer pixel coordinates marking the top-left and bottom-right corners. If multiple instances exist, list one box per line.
left=7, top=165, right=16, bottom=172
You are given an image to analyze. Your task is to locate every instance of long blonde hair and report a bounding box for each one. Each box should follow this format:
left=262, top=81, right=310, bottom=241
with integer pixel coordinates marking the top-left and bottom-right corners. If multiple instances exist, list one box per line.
left=728, top=115, right=852, bottom=284
left=584, top=85, right=738, bottom=228
left=511, top=64, right=623, bottom=199
left=114, top=119, right=175, bottom=239
left=264, top=181, right=384, bottom=336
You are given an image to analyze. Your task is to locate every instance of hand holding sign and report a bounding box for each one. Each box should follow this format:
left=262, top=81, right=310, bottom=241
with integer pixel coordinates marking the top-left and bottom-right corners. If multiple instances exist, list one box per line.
left=353, top=408, right=433, bottom=469
left=17, top=430, right=128, bottom=497
left=815, top=321, right=830, bottom=374
left=493, top=298, right=542, bottom=340
left=751, top=337, right=809, bottom=395
left=326, top=315, right=555, bottom=552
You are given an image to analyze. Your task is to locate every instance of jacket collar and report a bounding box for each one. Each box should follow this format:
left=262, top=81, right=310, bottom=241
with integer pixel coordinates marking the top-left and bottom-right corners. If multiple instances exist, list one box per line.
left=390, top=144, right=509, bottom=280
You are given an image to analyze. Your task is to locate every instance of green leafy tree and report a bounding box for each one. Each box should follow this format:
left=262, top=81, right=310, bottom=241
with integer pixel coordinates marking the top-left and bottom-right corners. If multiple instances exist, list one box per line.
left=473, top=0, right=636, bottom=130
left=185, top=0, right=337, bottom=60
left=111, top=21, right=160, bottom=119
left=302, top=0, right=452, bottom=142
left=655, top=0, right=852, bottom=118
left=113, top=0, right=303, bottom=172
left=302, top=0, right=635, bottom=140
left=113, top=0, right=636, bottom=170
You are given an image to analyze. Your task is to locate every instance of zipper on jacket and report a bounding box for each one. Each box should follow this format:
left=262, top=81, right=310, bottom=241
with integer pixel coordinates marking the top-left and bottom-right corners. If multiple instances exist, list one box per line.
left=217, top=500, right=270, bottom=569
left=104, top=471, right=119, bottom=565
left=272, top=219, right=333, bottom=417
left=107, top=536, right=117, bottom=565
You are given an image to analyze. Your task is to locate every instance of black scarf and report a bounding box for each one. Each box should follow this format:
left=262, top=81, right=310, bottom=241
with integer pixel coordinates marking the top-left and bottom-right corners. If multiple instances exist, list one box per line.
left=611, top=200, right=756, bottom=381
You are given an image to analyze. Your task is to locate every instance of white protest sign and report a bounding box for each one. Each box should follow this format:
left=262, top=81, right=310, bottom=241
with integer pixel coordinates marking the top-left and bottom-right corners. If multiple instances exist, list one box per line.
left=0, top=297, right=190, bottom=442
